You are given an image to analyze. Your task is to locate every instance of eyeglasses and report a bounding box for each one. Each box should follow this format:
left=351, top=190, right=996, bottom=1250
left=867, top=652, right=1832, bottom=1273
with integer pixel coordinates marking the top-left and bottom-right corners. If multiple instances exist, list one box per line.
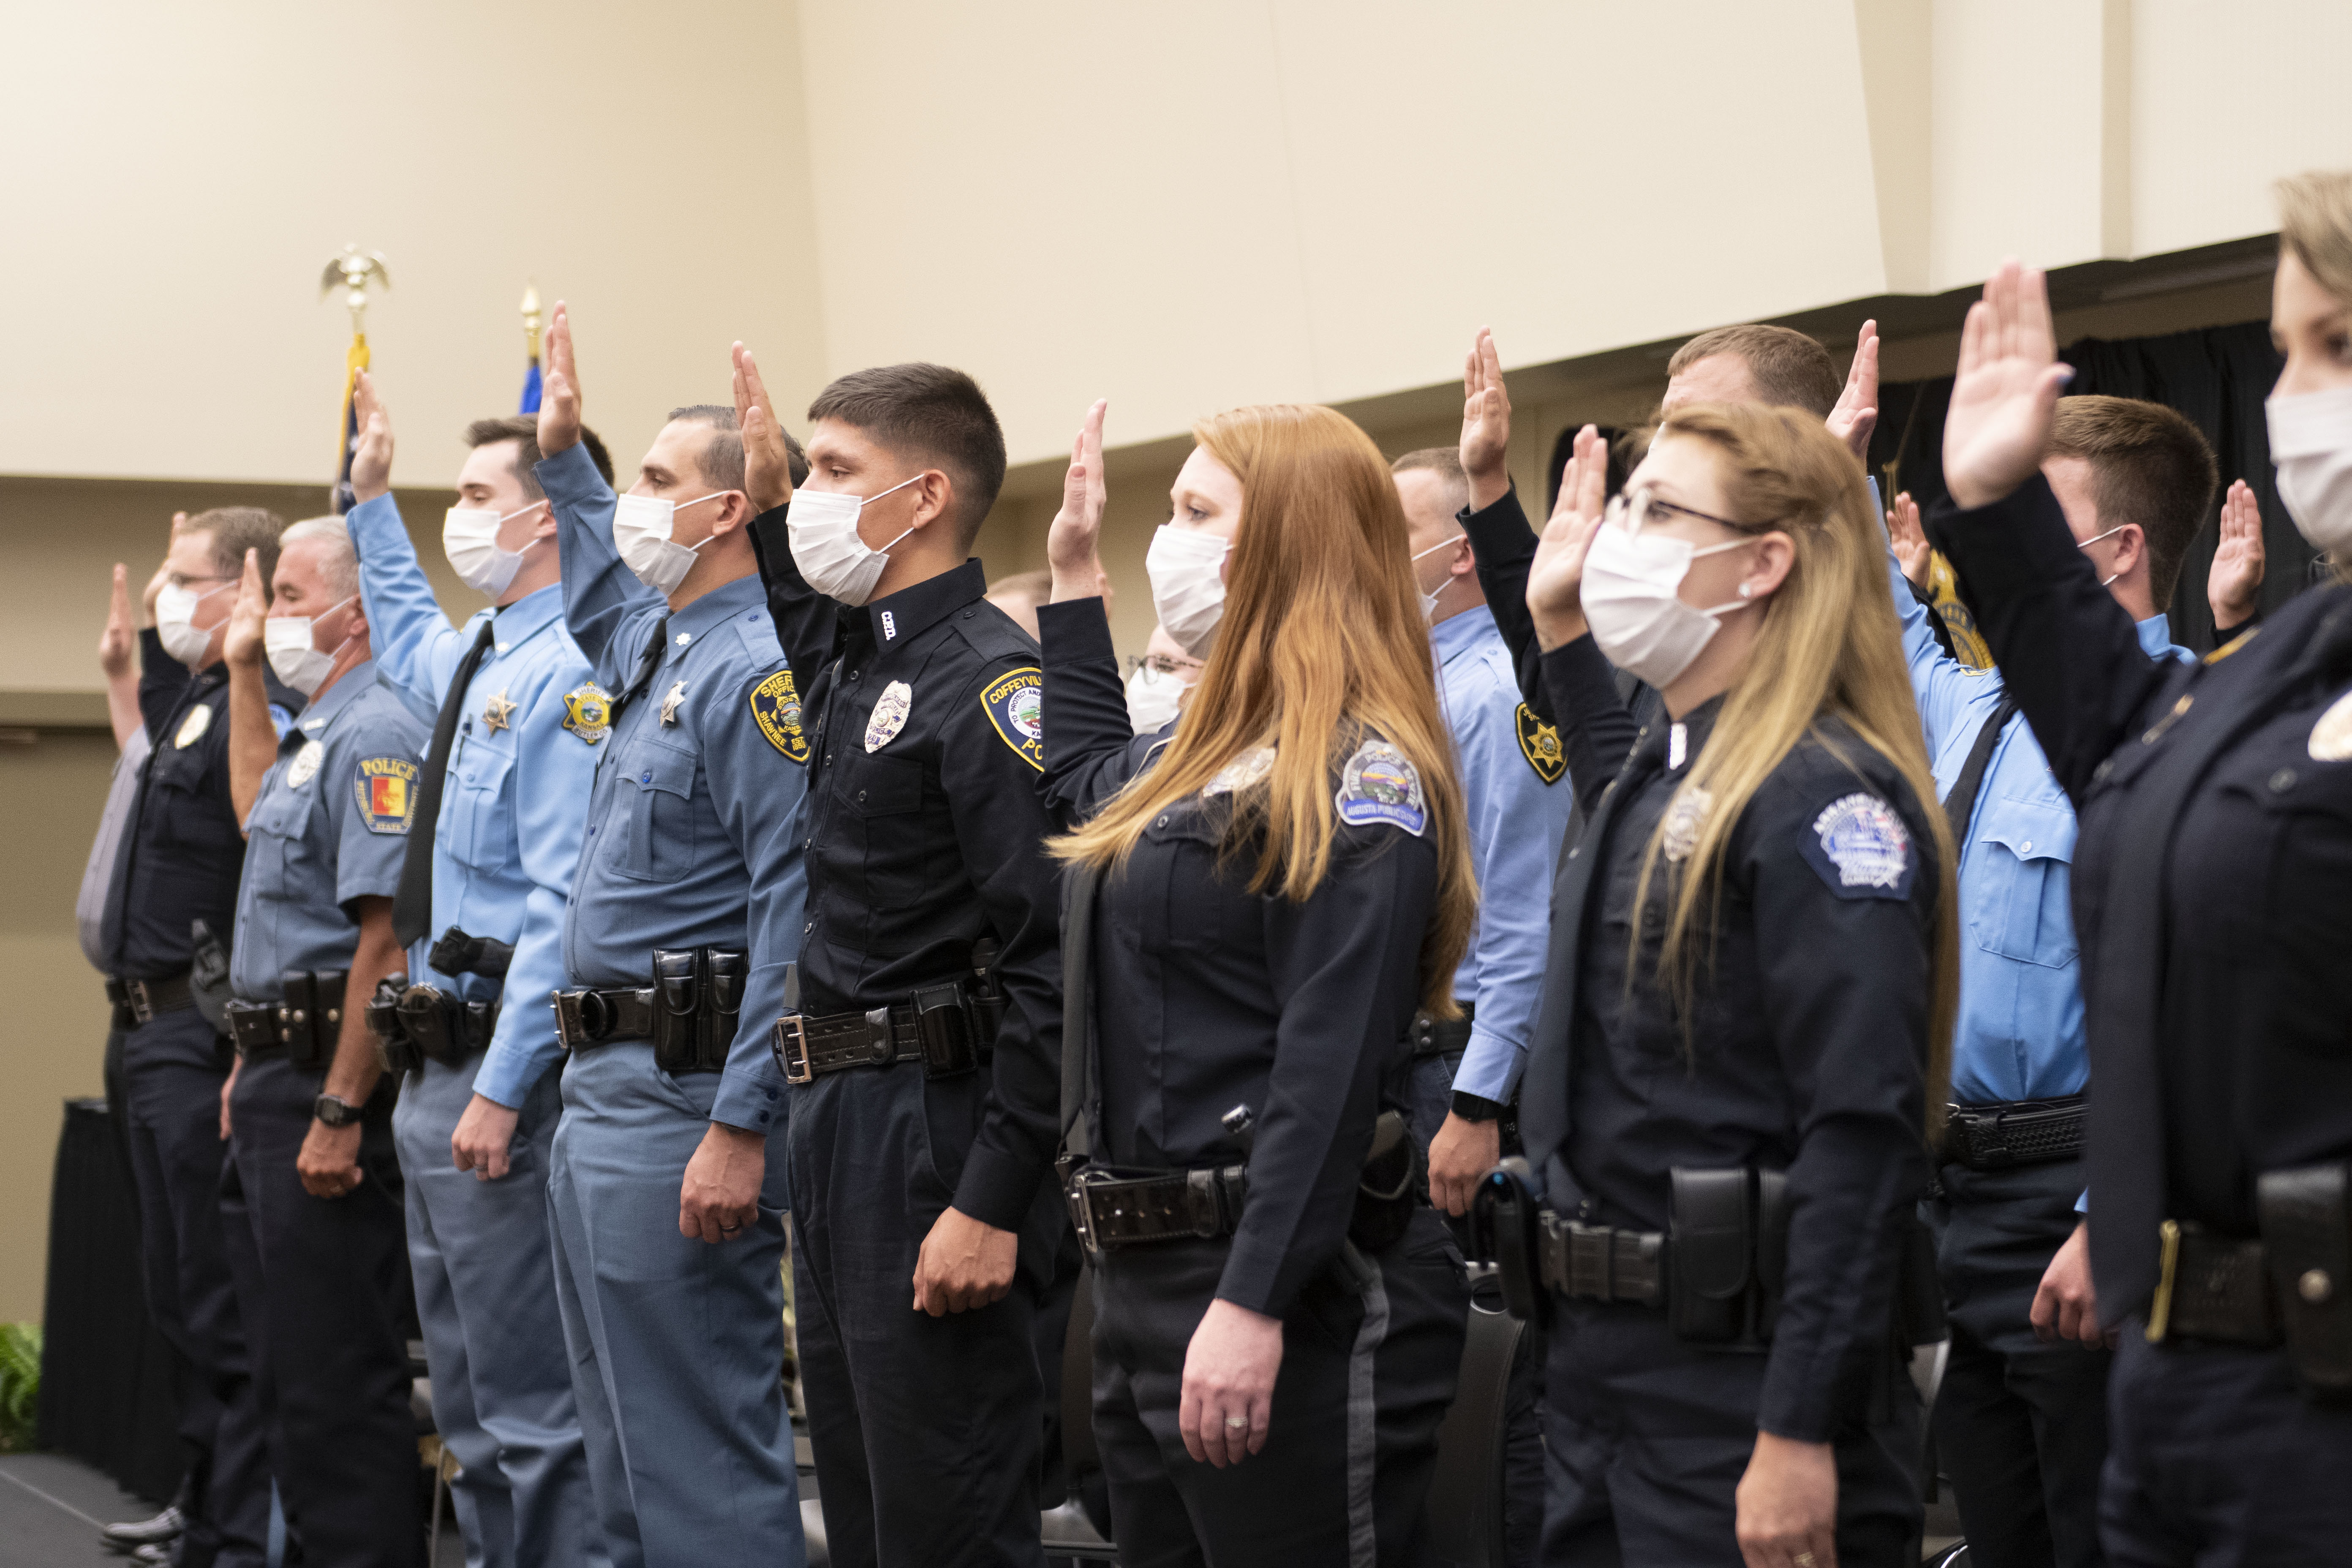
left=1125, top=653, right=1203, bottom=679
left=163, top=572, right=236, bottom=591
left=1605, top=489, right=1766, bottom=537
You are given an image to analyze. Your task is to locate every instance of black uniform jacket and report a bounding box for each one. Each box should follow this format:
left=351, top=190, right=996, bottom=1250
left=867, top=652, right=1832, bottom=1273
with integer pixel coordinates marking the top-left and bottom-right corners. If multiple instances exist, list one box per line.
left=1037, top=597, right=1440, bottom=1319
left=1928, top=474, right=2352, bottom=1327
left=749, top=513, right=1065, bottom=1233
left=102, top=631, right=304, bottom=986
left=1519, top=675, right=1938, bottom=1443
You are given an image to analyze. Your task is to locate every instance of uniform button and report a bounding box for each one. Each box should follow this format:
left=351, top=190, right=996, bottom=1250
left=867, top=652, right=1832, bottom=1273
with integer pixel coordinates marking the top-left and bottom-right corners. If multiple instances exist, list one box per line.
left=857, top=790, right=867, bottom=802
left=765, top=1089, right=778, bottom=1102
left=640, top=771, right=652, bottom=783
left=849, top=670, right=861, bottom=681
left=963, top=609, right=975, bottom=618
left=2021, top=841, right=2032, bottom=853
left=757, top=1110, right=770, bottom=1123
left=804, top=921, right=813, bottom=933
left=2270, top=767, right=2298, bottom=792
left=1154, top=814, right=1168, bottom=828
left=2301, top=1269, right=2335, bottom=1304
left=1568, top=847, right=1579, bottom=859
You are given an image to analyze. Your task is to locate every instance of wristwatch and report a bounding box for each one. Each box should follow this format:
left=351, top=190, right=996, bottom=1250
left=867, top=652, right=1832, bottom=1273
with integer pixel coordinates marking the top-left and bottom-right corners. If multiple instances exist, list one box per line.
left=1451, top=1090, right=1507, bottom=1124
left=312, top=1093, right=364, bottom=1127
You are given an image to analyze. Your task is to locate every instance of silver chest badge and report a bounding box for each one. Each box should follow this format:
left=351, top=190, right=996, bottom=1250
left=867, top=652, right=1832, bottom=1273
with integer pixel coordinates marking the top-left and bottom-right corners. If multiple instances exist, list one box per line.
left=2309, top=688, right=2352, bottom=763
left=864, top=680, right=913, bottom=752
left=1661, top=785, right=1713, bottom=862
left=286, top=739, right=326, bottom=789
left=174, top=703, right=213, bottom=749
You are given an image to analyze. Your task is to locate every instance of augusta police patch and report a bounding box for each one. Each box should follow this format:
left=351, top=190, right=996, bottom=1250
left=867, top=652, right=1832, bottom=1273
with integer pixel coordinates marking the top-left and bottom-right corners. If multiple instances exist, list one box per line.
left=354, top=756, right=420, bottom=835
left=981, top=667, right=1045, bottom=772
left=1515, top=703, right=1566, bottom=785
left=1801, top=792, right=1912, bottom=899
left=1335, top=739, right=1427, bottom=836
left=749, top=670, right=810, bottom=762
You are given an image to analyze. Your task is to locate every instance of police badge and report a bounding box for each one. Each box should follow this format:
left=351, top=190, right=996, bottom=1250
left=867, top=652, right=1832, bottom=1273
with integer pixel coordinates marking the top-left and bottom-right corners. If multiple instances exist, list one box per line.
left=865, top=680, right=913, bottom=752
left=174, top=702, right=213, bottom=749
left=286, top=738, right=326, bottom=788
left=561, top=683, right=613, bottom=745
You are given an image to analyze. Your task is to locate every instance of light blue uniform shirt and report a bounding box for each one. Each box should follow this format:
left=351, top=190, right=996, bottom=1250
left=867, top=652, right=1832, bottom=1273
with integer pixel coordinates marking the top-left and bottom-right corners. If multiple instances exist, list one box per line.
left=1888, top=548, right=2192, bottom=1105
left=231, top=662, right=429, bottom=1000
left=1433, top=605, right=1576, bottom=1102
left=347, top=494, right=601, bottom=1110
left=540, top=443, right=809, bottom=1135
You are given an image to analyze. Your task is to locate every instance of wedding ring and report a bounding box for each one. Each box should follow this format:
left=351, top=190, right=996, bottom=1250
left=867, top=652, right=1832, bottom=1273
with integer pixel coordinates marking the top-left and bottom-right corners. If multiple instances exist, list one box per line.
left=1795, top=1554, right=1817, bottom=1567
left=1224, top=1415, right=1249, bottom=1429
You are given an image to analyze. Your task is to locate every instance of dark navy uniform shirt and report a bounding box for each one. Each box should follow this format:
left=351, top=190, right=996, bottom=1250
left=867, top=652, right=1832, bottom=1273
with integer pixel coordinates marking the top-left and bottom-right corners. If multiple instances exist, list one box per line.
left=1930, top=474, right=2352, bottom=1326
left=1038, top=597, right=1441, bottom=1318
left=750, top=508, right=1066, bottom=1232
left=1521, top=662, right=1938, bottom=1444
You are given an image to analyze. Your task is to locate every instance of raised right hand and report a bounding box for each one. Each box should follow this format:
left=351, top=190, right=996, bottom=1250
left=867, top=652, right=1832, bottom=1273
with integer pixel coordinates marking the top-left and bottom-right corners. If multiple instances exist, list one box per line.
left=732, top=343, right=798, bottom=513
left=1460, top=327, right=1513, bottom=510
left=1885, top=492, right=1932, bottom=591
left=1046, top=399, right=1109, bottom=600
left=223, top=549, right=268, bottom=670
left=349, top=372, right=394, bottom=504
left=1944, top=260, right=2072, bottom=510
left=1525, top=424, right=1609, bottom=650
left=538, top=302, right=582, bottom=457
left=100, top=564, right=136, bottom=677
left=141, top=510, right=190, bottom=625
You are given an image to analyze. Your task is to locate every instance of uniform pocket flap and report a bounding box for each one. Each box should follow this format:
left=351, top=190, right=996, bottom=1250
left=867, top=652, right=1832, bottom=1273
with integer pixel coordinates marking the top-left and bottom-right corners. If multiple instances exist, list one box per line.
left=1979, top=797, right=2077, bottom=863
left=453, top=743, right=515, bottom=792
left=839, top=754, right=923, bottom=817
left=623, top=739, right=696, bottom=798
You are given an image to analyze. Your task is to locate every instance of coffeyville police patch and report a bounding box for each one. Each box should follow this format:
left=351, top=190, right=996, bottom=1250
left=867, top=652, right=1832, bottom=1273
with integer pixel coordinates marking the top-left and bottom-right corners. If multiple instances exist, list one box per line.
left=981, top=667, right=1046, bottom=772
left=354, top=756, right=420, bottom=835
left=1800, top=792, right=1912, bottom=899
left=1515, top=703, right=1566, bottom=785
left=749, top=670, right=810, bottom=762
left=562, top=683, right=612, bottom=745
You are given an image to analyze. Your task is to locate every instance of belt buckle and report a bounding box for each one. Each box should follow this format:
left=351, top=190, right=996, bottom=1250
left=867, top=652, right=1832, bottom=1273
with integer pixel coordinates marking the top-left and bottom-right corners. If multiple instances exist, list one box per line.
left=127, top=979, right=157, bottom=1025
left=775, top=1015, right=813, bottom=1085
left=1065, top=1174, right=1102, bottom=1258
left=1186, top=1168, right=1223, bottom=1239
left=552, top=991, right=589, bottom=1051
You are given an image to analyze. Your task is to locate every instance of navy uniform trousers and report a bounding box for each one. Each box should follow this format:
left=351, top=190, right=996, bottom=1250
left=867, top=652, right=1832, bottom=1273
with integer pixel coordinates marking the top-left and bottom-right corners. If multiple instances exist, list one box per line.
left=1539, top=1302, right=1921, bottom=1567
left=1926, top=1158, right=2109, bottom=1568
left=1087, top=1206, right=1467, bottom=1568
left=394, top=1059, right=602, bottom=1568
left=122, top=1009, right=271, bottom=1568
left=220, top=1053, right=420, bottom=1568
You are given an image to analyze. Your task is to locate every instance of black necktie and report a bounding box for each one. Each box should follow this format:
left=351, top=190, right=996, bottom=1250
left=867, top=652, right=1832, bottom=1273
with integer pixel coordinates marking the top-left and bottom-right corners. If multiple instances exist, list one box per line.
left=607, top=614, right=672, bottom=726
left=392, top=618, right=498, bottom=948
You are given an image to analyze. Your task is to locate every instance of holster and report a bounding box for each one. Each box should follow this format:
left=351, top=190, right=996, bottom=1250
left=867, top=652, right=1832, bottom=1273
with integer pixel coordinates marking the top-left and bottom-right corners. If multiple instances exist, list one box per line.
left=2259, top=1160, right=2352, bottom=1399
left=1349, top=1109, right=1420, bottom=1253
left=651, top=948, right=742, bottom=1074
left=428, top=925, right=514, bottom=980
left=1473, top=1157, right=1550, bottom=1326
left=188, top=919, right=232, bottom=1033
left=367, top=975, right=422, bottom=1077
left=1668, top=1166, right=1789, bottom=1347
left=278, top=969, right=348, bottom=1071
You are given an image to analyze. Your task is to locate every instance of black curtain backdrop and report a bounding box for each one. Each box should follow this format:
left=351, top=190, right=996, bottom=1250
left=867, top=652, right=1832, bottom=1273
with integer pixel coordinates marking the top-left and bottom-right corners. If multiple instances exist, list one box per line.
left=1548, top=318, right=2314, bottom=655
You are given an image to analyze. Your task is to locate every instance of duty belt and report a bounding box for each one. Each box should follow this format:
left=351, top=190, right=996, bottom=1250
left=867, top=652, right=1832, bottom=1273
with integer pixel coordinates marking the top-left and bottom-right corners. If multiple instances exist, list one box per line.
left=775, top=982, right=995, bottom=1085
left=367, top=979, right=500, bottom=1075
left=1534, top=1212, right=1667, bottom=1306
left=106, top=971, right=195, bottom=1029
left=224, top=971, right=348, bottom=1069
left=2148, top=1223, right=2285, bottom=1347
left=1407, top=1001, right=1475, bottom=1061
left=1066, top=1165, right=1249, bottom=1256
left=551, top=987, right=659, bottom=1051
left=1944, top=1095, right=2086, bottom=1171
left=554, top=947, right=747, bottom=1075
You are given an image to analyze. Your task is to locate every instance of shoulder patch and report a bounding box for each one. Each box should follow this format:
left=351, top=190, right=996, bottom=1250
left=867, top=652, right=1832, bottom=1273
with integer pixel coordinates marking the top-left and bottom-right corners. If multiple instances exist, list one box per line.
left=267, top=704, right=297, bottom=741
left=1514, top=703, right=1566, bottom=785
left=1799, top=792, right=1914, bottom=900
left=354, top=756, right=420, bottom=835
left=749, top=670, right=811, bottom=762
left=1335, top=739, right=1427, bottom=836
left=2205, top=626, right=2259, bottom=665
left=980, top=666, right=1045, bottom=772
left=174, top=703, right=213, bottom=749
left=561, top=682, right=612, bottom=745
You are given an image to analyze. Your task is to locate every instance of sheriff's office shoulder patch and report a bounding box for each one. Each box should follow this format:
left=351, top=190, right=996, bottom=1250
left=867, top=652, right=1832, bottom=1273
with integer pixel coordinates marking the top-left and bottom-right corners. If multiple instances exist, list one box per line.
left=286, top=738, right=326, bottom=789
left=562, top=683, right=613, bottom=745
left=1801, top=792, right=1913, bottom=900
left=1335, top=739, right=1426, bottom=836
left=354, top=756, right=420, bottom=835
left=980, top=667, right=1046, bottom=772
left=749, top=670, right=810, bottom=762
left=1515, top=703, right=1566, bottom=785
left=174, top=703, right=212, bottom=749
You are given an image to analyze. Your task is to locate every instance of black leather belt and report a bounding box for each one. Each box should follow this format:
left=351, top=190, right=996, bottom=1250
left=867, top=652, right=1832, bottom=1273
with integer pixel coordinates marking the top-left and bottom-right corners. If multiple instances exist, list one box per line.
left=774, top=982, right=990, bottom=1085
left=1065, top=1166, right=1249, bottom=1255
left=2150, top=1222, right=2285, bottom=1348
left=368, top=982, right=500, bottom=1074
left=1535, top=1211, right=1666, bottom=1306
left=107, top=971, right=196, bottom=1028
left=1944, top=1095, right=2086, bottom=1171
left=551, top=987, right=657, bottom=1051
left=1407, top=1002, right=1475, bottom=1059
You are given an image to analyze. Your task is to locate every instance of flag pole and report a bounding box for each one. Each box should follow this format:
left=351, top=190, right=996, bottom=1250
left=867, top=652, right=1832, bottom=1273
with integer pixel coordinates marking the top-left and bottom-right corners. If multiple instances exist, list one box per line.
left=320, top=245, right=390, bottom=513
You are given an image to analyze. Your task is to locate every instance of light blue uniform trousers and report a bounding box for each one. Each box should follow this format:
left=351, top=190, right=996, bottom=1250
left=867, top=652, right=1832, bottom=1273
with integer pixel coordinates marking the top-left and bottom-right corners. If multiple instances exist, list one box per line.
left=546, top=1041, right=804, bottom=1568
left=394, top=1058, right=605, bottom=1568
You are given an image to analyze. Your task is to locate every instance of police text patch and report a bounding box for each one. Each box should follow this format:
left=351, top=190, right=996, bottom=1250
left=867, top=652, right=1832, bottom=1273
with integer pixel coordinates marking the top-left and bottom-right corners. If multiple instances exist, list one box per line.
left=1800, top=792, right=1913, bottom=899
left=981, top=667, right=1045, bottom=772
left=1335, top=739, right=1426, bottom=836
left=749, top=670, right=810, bottom=762
left=354, top=756, right=420, bottom=835
left=1515, top=703, right=1566, bottom=784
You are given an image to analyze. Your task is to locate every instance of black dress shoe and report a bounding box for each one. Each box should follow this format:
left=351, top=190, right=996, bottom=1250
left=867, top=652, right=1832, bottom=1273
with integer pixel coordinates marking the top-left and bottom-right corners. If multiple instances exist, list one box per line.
left=101, top=1505, right=184, bottom=1552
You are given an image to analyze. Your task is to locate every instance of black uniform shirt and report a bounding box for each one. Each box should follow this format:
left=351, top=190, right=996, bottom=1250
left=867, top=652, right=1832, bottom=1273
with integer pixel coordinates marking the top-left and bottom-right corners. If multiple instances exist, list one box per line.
left=1522, top=688, right=1938, bottom=1444
left=101, top=630, right=302, bottom=985
left=752, top=515, right=1065, bottom=1232
left=1929, top=474, right=2352, bottom=1324
left=1037, top=597, right=1440, bottom=1319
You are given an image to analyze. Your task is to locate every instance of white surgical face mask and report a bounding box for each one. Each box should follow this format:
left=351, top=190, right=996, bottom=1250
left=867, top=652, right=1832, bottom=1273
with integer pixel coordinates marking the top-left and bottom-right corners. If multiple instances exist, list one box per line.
left=786, top=474, right=925, bottom=608
left=264, top=596, right=358, bottom=696
left=443, top=501, right=548, bottom=597
left=155, top=580, right=234, bottom=668
left=1124, top=661, right=1192, bottom=734
left=2267, top=384, right=2352, bottom=556
left=1146, top=526, right=1232, bottom=657
left=612, top=492, right=728, bottom=595
left=1581, top=516, right=1759, bottom=691
left=1411, top=533, right=1465, bottom=624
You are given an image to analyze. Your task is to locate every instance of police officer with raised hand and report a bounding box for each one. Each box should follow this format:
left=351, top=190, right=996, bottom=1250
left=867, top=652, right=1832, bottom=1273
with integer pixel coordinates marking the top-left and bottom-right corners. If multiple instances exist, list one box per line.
left=97, top=506, right=295, bottom=1568
left=340, top=373, right=610, bottom=1568
left=216, top=517, right=430, bottom=1568
left=1504, top=406, right=1955, bottom=1566
left=733, top=340, right=1068, bottom=1568
left=1034, top=398, right=1473, bottom=1565
left=1923, top=224, right=2352, bottom=1562
left=529, top=304, right=810, bottom=1567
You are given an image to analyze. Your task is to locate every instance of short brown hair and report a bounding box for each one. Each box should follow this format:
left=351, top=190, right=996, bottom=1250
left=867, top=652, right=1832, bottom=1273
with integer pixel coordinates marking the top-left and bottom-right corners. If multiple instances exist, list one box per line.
left=1667, top=324, right=1841, bottom=418
left=2047, top=395, right=2219, bottom=607
left=1390, top=447, right=1469, bottom=516
left=188, top=507, right=287, bottom=591
left=2278, top=169, right=2352, bottom=310
left=465, top=416, right=615, bottom=496
left=808, top=364, right=1007, bottom=545
left=664, top=405, right=808, bottom=496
